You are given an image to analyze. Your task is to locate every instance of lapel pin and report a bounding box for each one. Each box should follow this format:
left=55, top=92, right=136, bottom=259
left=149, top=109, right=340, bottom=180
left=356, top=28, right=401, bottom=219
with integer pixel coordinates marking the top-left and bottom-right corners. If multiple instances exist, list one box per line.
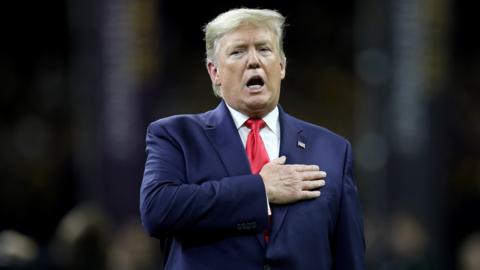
left=297, top=141, right=306, bottom=149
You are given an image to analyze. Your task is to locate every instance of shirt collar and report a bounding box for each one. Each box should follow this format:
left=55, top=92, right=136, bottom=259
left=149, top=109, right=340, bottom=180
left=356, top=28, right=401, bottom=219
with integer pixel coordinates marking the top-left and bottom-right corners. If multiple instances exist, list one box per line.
left=225, top=102, right=280, bottom=136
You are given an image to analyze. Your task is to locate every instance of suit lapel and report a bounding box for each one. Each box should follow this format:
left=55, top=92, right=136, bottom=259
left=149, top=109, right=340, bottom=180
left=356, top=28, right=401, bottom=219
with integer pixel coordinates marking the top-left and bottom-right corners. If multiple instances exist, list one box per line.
left=203, top=102, right=266, bottom=247
left=270, top=107, right=306, bottom=242
left=203, top=101, right=252, bottom=176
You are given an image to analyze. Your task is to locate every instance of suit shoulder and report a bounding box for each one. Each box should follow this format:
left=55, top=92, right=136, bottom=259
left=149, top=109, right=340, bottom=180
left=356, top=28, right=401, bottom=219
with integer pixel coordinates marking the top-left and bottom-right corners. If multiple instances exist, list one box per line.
left=147, top=111, right=210, bottom=133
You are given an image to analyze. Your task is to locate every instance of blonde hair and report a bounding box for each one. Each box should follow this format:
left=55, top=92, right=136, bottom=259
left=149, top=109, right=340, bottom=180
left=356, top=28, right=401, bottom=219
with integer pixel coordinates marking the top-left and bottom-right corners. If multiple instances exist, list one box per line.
left=203, top=8, right=287, bottom=96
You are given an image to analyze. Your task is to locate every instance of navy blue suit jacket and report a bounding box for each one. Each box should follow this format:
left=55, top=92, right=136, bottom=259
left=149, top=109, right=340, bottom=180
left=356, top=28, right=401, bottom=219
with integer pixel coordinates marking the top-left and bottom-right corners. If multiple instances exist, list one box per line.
left=140, top=101, right=365, bottom=270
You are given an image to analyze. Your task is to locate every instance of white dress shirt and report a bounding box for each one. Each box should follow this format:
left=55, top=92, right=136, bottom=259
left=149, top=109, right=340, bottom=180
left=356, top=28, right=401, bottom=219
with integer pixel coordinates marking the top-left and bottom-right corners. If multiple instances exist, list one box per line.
left=225, top=103, right=281, bottom=161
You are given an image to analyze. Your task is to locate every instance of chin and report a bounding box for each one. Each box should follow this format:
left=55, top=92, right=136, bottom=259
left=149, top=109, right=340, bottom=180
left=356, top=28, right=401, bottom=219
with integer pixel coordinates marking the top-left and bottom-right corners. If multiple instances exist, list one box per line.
left=245, top=101, right=275, bottom=116
left=245, top=97, right=268, bottom=108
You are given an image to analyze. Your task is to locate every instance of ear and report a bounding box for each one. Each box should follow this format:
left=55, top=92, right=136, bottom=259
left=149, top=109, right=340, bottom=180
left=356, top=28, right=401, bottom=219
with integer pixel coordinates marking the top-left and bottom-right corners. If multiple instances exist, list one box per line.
left=280, top=60, right=286, bottom=79
left=207, top=61, right=221, bottom=86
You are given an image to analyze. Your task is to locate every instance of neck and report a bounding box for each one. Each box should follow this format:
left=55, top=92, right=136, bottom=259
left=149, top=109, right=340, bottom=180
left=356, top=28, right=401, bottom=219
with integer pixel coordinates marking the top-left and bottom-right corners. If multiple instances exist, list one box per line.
left=226, top=103, right=276, bottom=119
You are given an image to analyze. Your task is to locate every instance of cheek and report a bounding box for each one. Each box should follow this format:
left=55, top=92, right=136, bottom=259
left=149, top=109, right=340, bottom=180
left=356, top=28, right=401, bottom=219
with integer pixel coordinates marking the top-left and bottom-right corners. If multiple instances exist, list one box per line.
left=222, top=65, right=241, bottom=80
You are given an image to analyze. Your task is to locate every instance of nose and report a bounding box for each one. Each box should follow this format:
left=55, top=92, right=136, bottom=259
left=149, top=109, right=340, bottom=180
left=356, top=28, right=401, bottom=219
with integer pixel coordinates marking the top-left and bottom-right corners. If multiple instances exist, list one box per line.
left=246, top=49, right=260, bottom=69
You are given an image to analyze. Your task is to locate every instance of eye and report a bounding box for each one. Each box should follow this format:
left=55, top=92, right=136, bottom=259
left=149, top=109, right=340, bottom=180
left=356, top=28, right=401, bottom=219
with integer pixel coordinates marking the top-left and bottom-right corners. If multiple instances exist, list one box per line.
left=230, top=49, right=244, bottom=56
left=259, top=47, right=272, bottom=55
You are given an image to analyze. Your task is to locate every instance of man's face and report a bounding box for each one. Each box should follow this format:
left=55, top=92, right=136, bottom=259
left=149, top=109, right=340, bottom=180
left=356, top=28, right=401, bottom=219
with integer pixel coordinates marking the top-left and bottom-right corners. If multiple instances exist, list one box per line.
left=207, top=25, right=286, bottom=117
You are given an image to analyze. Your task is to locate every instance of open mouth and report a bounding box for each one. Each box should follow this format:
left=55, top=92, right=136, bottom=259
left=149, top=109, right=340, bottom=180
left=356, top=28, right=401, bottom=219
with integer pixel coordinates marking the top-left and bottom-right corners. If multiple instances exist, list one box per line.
left=246, top=76, right=265, bottom=90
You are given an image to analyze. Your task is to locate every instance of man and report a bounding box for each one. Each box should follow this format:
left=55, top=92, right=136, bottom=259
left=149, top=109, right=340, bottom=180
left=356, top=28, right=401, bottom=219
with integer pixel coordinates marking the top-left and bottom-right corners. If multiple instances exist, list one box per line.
left=140, top=8, right=365, bottom=270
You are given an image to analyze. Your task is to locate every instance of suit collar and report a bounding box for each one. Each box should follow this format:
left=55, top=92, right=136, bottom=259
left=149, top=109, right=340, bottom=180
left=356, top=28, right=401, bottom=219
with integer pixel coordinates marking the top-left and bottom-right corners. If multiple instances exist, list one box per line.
left=203, top=101, right=302, bottom=172
left=224, top=103, right=281, bottom=139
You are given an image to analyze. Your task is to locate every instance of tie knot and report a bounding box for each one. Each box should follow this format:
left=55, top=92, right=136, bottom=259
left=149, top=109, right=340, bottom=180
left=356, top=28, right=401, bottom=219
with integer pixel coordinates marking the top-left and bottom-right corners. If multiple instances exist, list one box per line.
left=245, top=118, right=266, bottom=131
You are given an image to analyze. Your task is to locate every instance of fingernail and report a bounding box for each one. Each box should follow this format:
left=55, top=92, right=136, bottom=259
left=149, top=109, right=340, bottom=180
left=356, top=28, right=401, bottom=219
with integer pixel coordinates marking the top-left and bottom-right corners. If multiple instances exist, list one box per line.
left=320, top=171, right=327, bottom=177
left=320, top=180, right=326, bottom=186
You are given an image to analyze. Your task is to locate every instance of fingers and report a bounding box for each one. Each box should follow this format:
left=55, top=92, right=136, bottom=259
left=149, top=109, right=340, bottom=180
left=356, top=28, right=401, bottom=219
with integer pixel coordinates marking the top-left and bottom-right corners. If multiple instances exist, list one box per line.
left=289, top=164, right=320, bottom=172
left=270, top=156, right=287, bottom=165
left=299, top=190, right=321, bottom=200
left=268, top=158, right=320, bottom=174
left=300, top=170, right=327, bottom=181
left=261, top=159, right=328, bottom=204
left=301, top=179, right=325, bottom=190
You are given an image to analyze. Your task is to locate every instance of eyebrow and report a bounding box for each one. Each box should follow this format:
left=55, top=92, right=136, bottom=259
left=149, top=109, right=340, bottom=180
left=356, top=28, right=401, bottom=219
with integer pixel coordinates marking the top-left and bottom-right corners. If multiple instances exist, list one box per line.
left=228, top=40, right=273, bottom=49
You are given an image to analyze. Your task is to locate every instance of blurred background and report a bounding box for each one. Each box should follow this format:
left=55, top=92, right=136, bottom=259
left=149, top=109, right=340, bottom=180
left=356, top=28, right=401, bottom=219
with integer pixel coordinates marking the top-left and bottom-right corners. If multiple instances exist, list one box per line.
left=1, top=0, right=479, bottom=269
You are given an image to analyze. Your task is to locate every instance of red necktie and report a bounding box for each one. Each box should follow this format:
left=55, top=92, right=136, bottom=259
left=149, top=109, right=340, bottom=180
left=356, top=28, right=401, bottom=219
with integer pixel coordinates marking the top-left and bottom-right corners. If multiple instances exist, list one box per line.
left=245, top=118, right=270, bottom=174
left=244, top=118, right=271, bottom=243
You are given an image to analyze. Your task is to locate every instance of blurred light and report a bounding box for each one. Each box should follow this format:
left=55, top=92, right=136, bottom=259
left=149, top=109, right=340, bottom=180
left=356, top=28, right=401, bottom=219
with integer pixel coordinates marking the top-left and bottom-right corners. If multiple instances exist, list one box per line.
left=0, top=230, right=38, bottom=266
left=458, top=232, right=480, bottom=270
left=390, top=0, right=428, bottom=156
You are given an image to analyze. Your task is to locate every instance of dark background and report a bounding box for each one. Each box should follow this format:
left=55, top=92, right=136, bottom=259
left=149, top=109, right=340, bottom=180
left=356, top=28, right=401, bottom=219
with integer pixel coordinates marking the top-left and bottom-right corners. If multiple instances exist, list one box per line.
left=1, top=0, right=479, bottom=269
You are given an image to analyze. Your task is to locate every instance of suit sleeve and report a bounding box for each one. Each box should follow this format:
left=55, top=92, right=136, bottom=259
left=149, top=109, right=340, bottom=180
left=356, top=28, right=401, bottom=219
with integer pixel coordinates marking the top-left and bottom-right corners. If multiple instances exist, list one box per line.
left=332, top=142, right=366, bottom=270
left=140, top=123, right=269, bottom=238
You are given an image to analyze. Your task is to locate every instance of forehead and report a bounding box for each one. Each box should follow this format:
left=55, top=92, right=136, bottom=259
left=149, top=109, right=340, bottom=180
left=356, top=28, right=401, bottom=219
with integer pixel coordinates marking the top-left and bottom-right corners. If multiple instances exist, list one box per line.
left=219, top=25, right=276, bottom=47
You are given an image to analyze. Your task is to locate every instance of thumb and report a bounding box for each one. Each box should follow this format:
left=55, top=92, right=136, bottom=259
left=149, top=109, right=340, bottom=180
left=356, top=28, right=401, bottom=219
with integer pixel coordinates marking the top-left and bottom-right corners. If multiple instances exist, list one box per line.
left=270, top=156, right=286, bottom=165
